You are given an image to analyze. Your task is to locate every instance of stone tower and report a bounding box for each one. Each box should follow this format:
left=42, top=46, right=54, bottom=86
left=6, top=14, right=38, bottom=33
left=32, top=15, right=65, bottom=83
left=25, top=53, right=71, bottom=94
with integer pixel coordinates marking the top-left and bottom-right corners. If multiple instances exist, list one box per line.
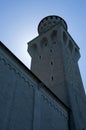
left=28, top=15, right=86, bottom=129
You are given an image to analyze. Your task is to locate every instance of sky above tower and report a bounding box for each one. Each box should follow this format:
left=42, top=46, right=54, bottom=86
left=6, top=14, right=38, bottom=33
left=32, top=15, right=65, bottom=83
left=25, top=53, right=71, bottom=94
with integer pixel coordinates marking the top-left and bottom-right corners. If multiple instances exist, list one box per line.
left=0, top=0, right=86, bottom=92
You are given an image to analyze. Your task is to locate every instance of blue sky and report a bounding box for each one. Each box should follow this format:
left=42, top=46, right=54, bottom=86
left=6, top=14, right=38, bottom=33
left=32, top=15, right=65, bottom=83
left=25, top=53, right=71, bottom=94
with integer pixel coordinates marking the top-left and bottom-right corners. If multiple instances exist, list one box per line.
left=0, top=0, right=86, bottom=92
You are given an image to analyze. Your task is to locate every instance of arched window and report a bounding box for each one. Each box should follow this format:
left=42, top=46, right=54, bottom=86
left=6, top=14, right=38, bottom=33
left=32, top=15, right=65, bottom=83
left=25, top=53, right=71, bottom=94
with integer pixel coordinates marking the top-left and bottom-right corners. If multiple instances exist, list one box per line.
left=51, top=30, right=57, bottom=44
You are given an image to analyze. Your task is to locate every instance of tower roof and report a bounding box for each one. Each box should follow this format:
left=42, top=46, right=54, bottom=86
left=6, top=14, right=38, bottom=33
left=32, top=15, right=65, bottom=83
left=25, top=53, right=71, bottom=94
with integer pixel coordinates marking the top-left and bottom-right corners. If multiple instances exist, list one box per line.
left=38, top=15, right=68, bottom=34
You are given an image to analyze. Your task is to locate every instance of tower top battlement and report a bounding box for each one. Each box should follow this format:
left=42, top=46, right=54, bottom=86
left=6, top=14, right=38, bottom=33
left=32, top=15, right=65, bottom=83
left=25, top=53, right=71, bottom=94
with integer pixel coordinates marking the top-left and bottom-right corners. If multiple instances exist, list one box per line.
left=38, top=15, right=68, bottom=34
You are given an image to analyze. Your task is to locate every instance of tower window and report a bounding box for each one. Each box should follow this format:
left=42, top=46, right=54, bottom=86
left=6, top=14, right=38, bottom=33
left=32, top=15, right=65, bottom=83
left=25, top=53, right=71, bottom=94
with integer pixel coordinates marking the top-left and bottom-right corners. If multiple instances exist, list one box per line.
left=51, top=76, right=54, bottom=81
left=39, top=56, right=41, bottom=59
left=41, top=37, right=48, bottom=48
left=51, top=30, right=57, bottom=44
left=50, top=49, right=52, bottom=53
left=51, top=61, right=53, bottom=65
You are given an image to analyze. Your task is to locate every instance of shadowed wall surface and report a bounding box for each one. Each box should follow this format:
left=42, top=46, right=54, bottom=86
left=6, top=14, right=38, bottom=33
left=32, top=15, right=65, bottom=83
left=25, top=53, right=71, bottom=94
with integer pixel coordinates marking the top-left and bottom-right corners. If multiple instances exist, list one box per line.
left=0, top=42, right=69, bottom=130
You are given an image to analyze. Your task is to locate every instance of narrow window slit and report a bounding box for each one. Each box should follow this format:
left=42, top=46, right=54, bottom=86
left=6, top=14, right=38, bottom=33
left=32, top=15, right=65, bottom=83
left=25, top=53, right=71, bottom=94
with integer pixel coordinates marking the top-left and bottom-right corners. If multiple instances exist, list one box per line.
left=39, top=56, right=41, bottom=59
left=51, top=61, right=53, bottom=65
left=51, top=76, right=53, bottom=81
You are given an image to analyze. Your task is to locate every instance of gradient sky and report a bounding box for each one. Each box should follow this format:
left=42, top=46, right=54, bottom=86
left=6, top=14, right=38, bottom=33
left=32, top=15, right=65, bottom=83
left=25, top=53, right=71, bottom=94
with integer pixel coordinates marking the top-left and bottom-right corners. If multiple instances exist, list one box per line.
left=0, top=0, right=86, bottom=92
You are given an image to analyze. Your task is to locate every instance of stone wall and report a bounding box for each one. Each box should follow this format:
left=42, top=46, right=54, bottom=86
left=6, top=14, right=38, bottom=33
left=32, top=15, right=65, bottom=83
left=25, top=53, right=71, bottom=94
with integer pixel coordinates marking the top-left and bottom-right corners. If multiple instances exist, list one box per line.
left=0, top=43, right=69, bottom=130
left=61, top=27, right=86, bottom=129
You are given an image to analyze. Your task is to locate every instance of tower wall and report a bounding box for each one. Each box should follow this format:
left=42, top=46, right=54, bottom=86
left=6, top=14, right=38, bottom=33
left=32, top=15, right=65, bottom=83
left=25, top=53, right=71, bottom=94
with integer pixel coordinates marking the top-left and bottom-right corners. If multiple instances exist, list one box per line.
left=28, top=25, right=69, bottom=106
left=28, top=15, right=86, bottom=130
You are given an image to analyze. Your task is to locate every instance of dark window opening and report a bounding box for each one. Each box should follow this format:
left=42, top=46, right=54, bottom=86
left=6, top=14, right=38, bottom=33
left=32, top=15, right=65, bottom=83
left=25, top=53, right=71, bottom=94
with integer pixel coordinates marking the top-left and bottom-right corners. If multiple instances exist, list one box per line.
left=51, top=76, right=53, bottom=81
left=39, top=56, right=41, bottom=59
left=51, top=30, right=57, bottom=43
left=51, top=61, right=53, bottom=65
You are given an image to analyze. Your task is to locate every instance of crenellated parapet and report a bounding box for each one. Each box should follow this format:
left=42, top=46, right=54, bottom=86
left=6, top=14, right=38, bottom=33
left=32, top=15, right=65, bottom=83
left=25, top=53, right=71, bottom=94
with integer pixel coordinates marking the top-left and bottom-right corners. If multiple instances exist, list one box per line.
left=38, top=15, right=68, bottom=34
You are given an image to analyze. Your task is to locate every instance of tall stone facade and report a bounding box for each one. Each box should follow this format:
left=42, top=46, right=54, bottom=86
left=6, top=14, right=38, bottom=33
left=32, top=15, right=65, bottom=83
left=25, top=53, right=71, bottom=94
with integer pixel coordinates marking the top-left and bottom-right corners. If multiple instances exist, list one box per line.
left=28, top=15, right=86, bottom=130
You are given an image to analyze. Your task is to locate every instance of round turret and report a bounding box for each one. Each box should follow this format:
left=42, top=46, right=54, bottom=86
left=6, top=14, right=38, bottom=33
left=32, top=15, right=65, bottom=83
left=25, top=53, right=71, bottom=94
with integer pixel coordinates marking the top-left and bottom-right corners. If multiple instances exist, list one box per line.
left=38, top=15, right=68, bottom=34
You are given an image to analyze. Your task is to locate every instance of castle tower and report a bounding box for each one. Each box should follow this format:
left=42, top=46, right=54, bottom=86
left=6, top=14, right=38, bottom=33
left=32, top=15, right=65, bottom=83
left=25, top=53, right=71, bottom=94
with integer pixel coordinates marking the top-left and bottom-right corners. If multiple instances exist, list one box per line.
left=27, top=16, right=86, bottom=129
